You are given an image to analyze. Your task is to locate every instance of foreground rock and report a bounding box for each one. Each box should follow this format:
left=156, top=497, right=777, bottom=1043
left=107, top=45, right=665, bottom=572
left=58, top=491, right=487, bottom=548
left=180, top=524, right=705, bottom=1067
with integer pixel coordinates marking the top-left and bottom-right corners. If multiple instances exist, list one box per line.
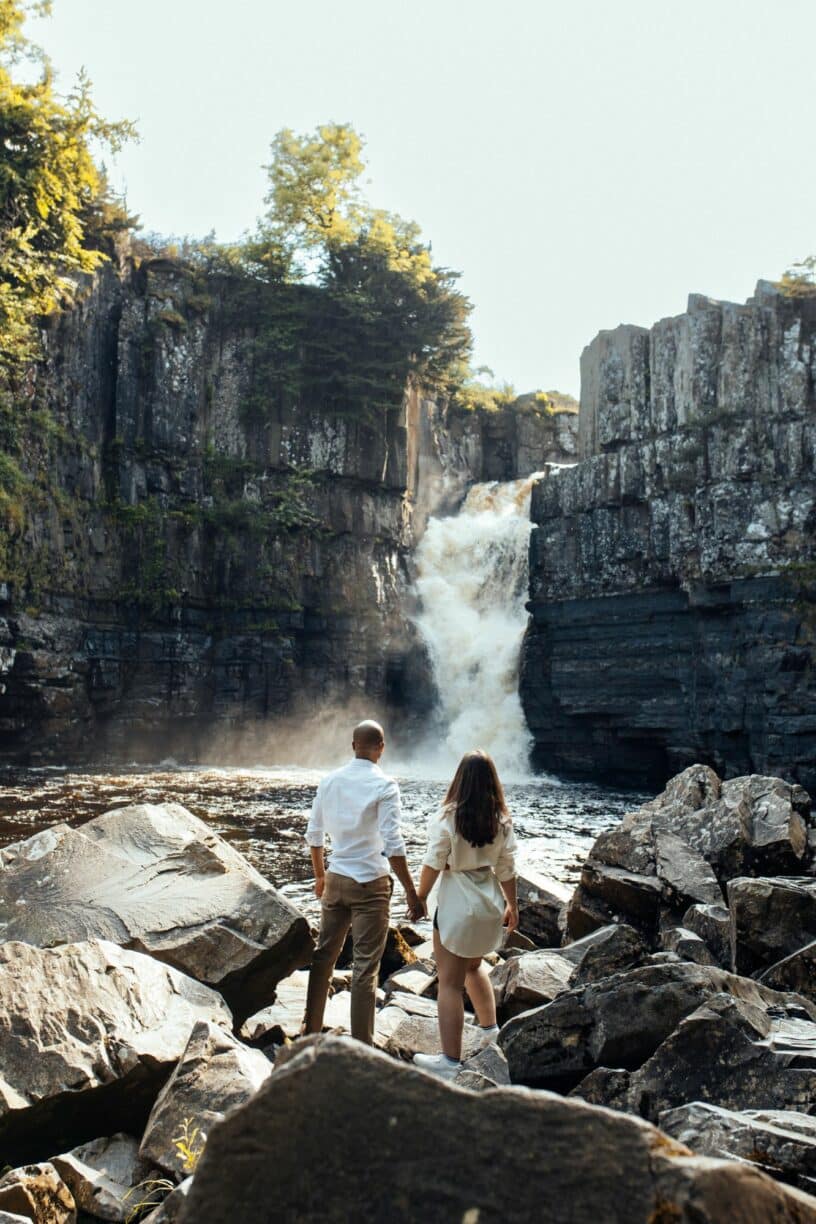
left=139, top=1021, right=271, bottom=1177
left=566, top=767, right=812, bottom=944
left=0, top=939, right=231, bottom=1166
left=0, top=803, right=313, bottom=1023
left=660, top=1102, right=816, bottom=1194
left=0, top=1164, right=75, bottom=1223
left=499, top=961, right=813, bottom=1092
left=177, top=1036, right=816, bottom=1223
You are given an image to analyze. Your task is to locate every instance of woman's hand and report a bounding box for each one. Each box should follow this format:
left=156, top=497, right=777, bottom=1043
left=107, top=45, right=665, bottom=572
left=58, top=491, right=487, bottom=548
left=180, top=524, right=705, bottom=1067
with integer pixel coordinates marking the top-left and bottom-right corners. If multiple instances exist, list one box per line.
left=503, top=904, right=519, bottom=933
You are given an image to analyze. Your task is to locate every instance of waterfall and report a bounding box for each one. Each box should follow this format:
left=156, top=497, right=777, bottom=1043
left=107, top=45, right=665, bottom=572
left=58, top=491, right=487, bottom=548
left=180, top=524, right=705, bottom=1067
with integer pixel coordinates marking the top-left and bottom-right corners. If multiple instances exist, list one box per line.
left=411, top=472, right=542, bottom=781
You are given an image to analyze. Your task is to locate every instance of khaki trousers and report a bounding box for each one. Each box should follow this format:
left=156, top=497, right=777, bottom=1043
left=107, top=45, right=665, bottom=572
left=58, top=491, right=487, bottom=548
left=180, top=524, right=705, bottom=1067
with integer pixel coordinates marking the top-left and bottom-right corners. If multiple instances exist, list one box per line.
left=304, top=870, right=391, bottom=1046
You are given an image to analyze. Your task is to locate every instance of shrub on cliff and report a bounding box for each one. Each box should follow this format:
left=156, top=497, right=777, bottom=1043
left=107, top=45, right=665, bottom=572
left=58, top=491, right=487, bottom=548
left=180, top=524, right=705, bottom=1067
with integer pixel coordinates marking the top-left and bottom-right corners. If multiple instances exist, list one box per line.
left=0, top=0, right=135, bottom=372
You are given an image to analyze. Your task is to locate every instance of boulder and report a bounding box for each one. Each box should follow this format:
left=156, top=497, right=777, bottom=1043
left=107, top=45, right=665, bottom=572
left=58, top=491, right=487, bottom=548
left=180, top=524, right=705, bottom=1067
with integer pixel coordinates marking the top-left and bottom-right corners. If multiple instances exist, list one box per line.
left=454, top=1043, right=510, bottom=1090
left=490, top=950, right=573, bottom=1021
left=653, top=832, right=722, bottom=909
left=499, top=961, right=812, bottom=1092
left=562, top=922, right=649, bottom=984
left=0, top=939, right=231, bottom=1167
left=565, top=885, right=618, bottom=940
left=760, top=939, right=816, bottom=1003
left=682, top=903, right=731, bottom=967
left=0, top=803, right=313, bottom=1024
left=660, top=1102, right=816, bottom=1193
left=382, top=1012, right=484, bottom=1062
left=139, top=1020, right=271, bottom=1177
left=622, top=994, right=816, bottom=1121
left=660, top=927, right=718, bottom=967
left=385, top=992, right=439, bottom=1020
left=728, top=876, right=816, bottom=976
left=515, top=871, right=570, bottom=946
left=0, top=1164, right=75, bottom=1223
left=383, top=961, right=437, bottom=998
left=576, top=862, right=663, bottom=933
left=238, top=970, right=309, bottom=1044
left=140, top=1178, right=192, bottom=1224
left=177, top=1036, right=816, bottom=1223
left=51, top=1134, right=148, bottom=1222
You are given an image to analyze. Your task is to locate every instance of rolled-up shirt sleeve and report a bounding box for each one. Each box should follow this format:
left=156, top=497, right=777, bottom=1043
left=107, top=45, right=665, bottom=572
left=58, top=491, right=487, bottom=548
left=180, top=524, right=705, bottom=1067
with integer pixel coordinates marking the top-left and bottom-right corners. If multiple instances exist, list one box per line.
left=378, top=780, right=407, bottom=858
left=305, top=783, right=325, bottom=848
left=422, top=815, right=452, bottom=871
left=496, top=820, right=518, bottom=882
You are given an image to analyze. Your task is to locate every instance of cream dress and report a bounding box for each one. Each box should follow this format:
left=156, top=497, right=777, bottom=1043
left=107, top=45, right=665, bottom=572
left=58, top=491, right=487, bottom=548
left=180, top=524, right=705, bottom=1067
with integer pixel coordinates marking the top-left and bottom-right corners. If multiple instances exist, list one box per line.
left=422, top=809, right=518, bottom=958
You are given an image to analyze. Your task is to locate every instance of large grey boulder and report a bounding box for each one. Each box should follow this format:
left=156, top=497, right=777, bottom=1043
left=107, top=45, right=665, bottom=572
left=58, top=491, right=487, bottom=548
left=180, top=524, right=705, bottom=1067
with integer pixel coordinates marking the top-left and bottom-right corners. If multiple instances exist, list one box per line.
left=490, top=949, right=573, bottom=1020
left=728, top=876, right=816, bottom=976
left=660, top=1102, right=816, bottom=1194
left=562, top=922, right=650, bottom=983
left=177, top=1036, right=816, bottom=1223
left=139, top=1020, right=271, bottom=1177
left=0, top=802, right=313, bottom=1023
left=0, top=939, right=231, bottom=1167
left=515, top=870, right=570, bottom=946
left=498, top=961, right=813, bottom=1092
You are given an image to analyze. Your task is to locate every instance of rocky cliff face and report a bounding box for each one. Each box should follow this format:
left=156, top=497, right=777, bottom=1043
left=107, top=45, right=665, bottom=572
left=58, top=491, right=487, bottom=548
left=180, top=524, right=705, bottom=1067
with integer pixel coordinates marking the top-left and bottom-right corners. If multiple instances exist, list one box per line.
left=0, top=257, right=576, bottom=763
left=521, top=282, right=816, bottom=791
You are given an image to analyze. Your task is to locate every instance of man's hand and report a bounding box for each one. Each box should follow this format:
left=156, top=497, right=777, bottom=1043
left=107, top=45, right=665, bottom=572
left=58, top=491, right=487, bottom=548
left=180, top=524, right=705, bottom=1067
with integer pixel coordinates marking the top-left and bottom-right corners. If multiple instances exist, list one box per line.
left=407, top=891, right=427, bottom=922
left=314, top=875, right=325, bottom=900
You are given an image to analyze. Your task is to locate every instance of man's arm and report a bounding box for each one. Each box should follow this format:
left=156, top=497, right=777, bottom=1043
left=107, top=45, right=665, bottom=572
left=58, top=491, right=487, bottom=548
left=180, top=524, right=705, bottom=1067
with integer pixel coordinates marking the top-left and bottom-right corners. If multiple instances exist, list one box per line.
left=305, top=785, right=326, bottom=899
left=379, top=782, right=422, bottom=919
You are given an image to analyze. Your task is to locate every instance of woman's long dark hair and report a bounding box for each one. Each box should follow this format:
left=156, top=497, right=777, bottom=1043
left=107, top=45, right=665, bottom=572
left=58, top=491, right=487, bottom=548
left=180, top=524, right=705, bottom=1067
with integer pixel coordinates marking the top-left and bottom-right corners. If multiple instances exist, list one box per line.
left=443, top=749, right=508, bottom=848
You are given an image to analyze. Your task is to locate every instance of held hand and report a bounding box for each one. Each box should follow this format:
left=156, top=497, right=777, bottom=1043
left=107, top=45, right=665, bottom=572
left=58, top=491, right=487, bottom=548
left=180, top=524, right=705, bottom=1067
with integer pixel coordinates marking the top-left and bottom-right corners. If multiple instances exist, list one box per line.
left=314, top=875, right=325, bottom=900
left=503, top=904, right=519, bottom=933
left=407, top=893, right=427, bottom=922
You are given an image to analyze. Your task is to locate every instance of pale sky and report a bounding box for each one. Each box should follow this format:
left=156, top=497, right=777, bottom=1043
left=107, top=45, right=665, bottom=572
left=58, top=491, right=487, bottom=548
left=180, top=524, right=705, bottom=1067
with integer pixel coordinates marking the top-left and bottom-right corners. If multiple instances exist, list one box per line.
left=28, top=0, right=816, bottom=397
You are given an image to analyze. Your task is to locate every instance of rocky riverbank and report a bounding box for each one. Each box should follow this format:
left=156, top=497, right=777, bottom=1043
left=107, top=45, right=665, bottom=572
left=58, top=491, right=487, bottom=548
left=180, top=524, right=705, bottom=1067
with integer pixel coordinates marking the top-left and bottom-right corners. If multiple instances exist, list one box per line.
left=0, top=765, right=815, bottom=1220
left=521, top=281, right=816, bottom=791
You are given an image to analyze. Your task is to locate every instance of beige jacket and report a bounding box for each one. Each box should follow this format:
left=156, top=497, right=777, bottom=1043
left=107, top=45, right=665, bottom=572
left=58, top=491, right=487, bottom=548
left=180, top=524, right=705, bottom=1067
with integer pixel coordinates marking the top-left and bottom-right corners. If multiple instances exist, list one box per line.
left=422, top=810, right=518, bottom=881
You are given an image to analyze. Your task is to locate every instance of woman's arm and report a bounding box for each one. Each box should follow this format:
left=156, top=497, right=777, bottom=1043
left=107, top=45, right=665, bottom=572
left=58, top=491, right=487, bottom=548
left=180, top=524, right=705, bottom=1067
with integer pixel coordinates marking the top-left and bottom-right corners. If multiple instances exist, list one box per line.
left=416, top=863, right=440, bottom=912
left=499, top=875, right=519, bottom=931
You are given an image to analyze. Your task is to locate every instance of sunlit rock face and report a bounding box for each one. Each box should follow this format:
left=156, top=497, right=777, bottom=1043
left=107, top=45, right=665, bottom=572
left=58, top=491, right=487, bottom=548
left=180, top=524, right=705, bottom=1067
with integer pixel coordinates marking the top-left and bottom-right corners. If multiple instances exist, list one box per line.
left=0, top=257, right=576, bottom=764
left=522, top=282, right=816, bottom=790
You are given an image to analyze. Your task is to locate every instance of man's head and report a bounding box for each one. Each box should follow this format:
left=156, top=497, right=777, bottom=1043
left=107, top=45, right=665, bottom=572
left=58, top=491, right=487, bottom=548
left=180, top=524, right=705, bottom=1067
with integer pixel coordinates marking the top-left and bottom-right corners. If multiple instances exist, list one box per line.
left=352, top=719, right=385, bottom=763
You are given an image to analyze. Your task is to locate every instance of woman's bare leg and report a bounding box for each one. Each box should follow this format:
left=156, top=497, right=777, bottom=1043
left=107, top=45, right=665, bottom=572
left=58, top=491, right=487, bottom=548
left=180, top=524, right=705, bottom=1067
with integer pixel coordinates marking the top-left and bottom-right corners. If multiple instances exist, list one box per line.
left=464, top=957, right=497, bottom=1027
left=434, top=928, right=469, bottom=1060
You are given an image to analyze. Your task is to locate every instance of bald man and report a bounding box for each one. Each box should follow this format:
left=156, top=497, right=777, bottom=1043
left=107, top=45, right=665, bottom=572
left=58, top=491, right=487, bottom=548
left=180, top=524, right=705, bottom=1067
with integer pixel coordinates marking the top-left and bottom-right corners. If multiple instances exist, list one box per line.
left=303, top=720, right=422, bottom=1045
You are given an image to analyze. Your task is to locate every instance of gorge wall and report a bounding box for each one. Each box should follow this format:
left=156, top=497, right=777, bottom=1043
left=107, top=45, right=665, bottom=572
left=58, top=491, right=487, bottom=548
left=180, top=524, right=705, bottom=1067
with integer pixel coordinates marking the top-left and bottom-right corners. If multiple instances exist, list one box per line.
left=0, top=255, right=576, bottom=763
left=521, top=282, right=816, bottom=792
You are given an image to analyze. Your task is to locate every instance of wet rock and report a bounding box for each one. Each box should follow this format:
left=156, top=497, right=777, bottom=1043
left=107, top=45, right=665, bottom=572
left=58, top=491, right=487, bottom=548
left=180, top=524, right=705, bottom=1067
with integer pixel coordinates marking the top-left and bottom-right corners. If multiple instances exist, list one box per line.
left=562, top=922, right=649, bottom=984
left=760, top=939, right=816, bottom=1003
left=177, top=1035, right=816, bottom=1223
left=515, top=871, right=570, bottom=946
left=139, top=1020, right=271, bottom=1177
left=660, top=1102, right=816, bottom=1194
left=0, top=803, right=313, bottom=1024
left=682, top=903, right=731, bottom=967
left=0, top=939, right=231, bottom=1167
left=498, top=961, right=805, bottom=1092
left=624, top=994, right=816, bottom=1121
left=728, top=876, right=816, bottom=976
left=51, top=1134, right=147, bottom=1222
left=0, top=1164, right=75, bottom=1223
left=660, top=927, right=719, bottom=967
left=490, top=949, right=573, bottom=1021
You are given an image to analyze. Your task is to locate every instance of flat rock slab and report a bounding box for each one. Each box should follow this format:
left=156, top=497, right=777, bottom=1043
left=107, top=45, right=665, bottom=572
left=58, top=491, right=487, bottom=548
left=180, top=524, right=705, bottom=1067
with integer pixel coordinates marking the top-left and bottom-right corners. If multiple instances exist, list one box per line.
left=0, top=1163, right=76, bottom=1223
left=660, top=1102, right=816, bottom=1194
left=52, top=1133, right=150, bottom=1222
left=176, top=1036, right=816, bottom=1223
left=0, top=802, right=313, bottom=1023
left=139, top=1020, right=271, bottom=1177
left=0, top=939, right=232, bottom=1167
left=498, top=961, right=814, bottom=1092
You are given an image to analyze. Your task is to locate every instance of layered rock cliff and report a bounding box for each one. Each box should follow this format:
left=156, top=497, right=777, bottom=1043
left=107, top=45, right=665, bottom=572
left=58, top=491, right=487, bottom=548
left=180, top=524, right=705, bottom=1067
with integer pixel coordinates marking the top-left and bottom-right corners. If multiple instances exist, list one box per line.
left=521, top=282, right=816, bottom=791
left=0, top=256, right=576, bottom=762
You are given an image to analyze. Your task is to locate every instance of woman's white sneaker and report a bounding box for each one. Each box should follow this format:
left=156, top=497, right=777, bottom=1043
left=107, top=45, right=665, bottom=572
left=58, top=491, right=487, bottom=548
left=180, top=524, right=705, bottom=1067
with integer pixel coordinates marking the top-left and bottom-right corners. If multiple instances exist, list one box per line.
left=412, top=1052, right=461, bottom=1081
left=475, top=1024, right=500, bottom=1049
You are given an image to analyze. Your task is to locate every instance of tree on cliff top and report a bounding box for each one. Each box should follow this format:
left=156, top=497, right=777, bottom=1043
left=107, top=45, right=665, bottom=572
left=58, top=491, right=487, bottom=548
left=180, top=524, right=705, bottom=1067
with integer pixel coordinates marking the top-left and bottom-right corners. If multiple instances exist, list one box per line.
left=0, top=0, right=135, bottom=372
left=246, top=122, right=473, bottom=401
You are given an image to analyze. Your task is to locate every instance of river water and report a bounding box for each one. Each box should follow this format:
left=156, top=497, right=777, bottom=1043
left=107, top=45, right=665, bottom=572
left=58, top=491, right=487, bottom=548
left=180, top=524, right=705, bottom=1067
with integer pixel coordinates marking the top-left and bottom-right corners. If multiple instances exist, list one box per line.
left=0, top=764, right=647, bottom=922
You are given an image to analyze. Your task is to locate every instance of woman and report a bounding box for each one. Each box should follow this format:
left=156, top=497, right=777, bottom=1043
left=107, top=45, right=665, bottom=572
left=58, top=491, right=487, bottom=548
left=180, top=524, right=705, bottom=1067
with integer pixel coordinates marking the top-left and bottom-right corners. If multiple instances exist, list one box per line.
left=413, top=749, right=518, bottom=1081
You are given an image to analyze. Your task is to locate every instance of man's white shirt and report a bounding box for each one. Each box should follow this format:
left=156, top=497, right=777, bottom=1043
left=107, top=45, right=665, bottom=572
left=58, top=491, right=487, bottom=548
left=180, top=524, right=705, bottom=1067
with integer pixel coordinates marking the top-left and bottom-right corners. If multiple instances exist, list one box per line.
left=305, top=757, right=406, bottom=883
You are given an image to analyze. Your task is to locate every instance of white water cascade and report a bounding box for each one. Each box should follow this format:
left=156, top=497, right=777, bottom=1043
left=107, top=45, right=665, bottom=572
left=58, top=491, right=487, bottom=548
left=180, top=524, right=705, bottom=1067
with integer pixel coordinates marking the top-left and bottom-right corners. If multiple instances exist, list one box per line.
left=411, top=473, right=542, bottom=781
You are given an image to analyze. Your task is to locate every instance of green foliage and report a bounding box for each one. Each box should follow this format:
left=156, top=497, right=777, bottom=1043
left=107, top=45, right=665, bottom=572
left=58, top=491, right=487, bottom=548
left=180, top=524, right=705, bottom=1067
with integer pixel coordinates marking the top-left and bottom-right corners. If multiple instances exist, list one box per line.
left=451, top=378, right=516, bottom=413
left=0, top=1, right=136, bottom=370
left=778, top=256, right=816, bottom=297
